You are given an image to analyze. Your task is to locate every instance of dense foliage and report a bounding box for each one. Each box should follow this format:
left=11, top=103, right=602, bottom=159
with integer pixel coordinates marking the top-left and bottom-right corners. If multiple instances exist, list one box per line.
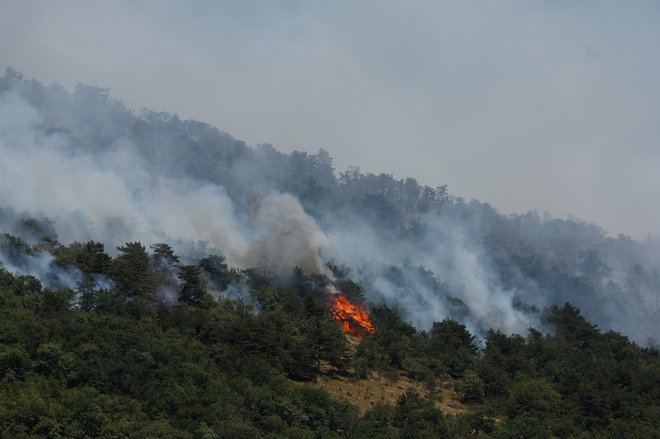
left=0, top=237, right=658, bottom=438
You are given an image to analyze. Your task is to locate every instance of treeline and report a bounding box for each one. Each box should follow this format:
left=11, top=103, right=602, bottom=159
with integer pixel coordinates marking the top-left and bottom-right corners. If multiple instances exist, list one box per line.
left=0, top=234, right=659, bottom=437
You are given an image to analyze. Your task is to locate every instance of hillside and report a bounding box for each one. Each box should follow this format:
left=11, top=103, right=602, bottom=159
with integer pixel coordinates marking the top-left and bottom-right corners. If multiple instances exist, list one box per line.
left=0, top=249, right=659, bottom=437
left=1, top=68, right=659, bottom=346
left=0, top=68, right=659, bottom=437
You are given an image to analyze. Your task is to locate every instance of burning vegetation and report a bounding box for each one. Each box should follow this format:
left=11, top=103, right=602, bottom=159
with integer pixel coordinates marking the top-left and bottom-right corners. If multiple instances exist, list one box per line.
left=328, top=293, right=375, bottom=338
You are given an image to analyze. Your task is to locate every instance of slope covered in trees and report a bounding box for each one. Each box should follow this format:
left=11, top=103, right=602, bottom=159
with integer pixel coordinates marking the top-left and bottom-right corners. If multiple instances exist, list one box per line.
left=0, top=68, right=659, bottom=435
left=0, top=239, right=658, bottom=437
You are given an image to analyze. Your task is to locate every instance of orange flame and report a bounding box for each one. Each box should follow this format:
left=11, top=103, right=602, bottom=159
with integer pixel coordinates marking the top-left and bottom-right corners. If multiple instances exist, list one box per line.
left=328, top=294, right=375, bottom=338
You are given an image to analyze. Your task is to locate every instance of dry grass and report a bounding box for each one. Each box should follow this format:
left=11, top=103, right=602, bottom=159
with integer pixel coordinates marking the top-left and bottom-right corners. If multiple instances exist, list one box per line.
left=309, top=371, right=469, bottom=415
left=301, top=334, right=470, bottom=415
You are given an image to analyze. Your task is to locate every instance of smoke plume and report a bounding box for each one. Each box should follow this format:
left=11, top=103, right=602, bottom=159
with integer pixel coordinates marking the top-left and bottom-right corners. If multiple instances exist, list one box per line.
left=1, top=70, right=658, bottom=344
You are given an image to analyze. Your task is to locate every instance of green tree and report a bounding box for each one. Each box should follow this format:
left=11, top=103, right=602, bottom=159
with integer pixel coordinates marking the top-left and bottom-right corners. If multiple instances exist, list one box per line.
left=110, top=242, right=154, bottom=298
left=393, top=389, right=448, bottom=439
left=199, top=254, right=231, bottom=290
left=478, top=330, right=529, bottom=397
left=545, top=303, right=598, bottom=348
left=151, top=242, right=180, bottom=299
left=178, top=265, right=208, bottom=306
left=506, top=378, right=560, bottom=418
left=428, top=319, right=478, bottom=378
left=355, top=403, right=399, bottom=438
left=300, top=316, right=348, bottom=372
left=77, top=241, right=112, bottom=276
left=460, top=370, right=485, bottom=404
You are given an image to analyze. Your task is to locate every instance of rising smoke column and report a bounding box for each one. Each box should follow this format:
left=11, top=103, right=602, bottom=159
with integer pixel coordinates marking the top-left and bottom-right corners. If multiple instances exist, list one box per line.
left=0, top=90, right=333, bottom=280
left=243, top=192, right=333, bottom=278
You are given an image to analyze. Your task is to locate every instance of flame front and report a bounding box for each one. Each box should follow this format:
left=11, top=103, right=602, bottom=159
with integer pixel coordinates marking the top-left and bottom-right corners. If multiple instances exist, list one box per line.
left=328, top=294, right=375, bottom=338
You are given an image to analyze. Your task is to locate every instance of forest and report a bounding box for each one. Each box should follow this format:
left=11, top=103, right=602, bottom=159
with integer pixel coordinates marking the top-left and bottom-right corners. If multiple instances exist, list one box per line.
left=0, top=68, right=659, bottom=437
left=0, top=238, right=658, bottom=437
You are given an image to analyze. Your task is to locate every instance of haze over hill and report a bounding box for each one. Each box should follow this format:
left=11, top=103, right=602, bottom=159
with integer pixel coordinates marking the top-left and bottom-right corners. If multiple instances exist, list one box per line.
left=0, top=69, right=659, bottom=346
left=1, top=1, right=660, bottom=239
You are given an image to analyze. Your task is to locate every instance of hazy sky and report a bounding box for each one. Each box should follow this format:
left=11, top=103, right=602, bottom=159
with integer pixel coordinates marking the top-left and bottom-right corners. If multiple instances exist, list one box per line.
left=1, top=0, right=659, bottom=238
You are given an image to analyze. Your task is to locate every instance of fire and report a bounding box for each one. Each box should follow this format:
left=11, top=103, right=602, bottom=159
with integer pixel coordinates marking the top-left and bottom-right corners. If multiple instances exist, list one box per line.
left=328, top=293, right=375, bottom=338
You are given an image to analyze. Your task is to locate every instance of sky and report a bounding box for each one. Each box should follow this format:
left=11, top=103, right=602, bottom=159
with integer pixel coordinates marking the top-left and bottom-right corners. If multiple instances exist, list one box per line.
left=1, top=0, right=659, bottom=239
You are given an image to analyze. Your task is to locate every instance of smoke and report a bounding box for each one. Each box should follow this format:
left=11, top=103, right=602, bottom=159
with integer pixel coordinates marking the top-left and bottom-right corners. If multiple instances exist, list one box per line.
left=0, top=71, right=658, bottom=345
left=244, top=192, right=332, bottom=278
left=0, top=89, right=330, bottom=281
left=215, top=278, right=253, bottom=304
left=323, top=211, right=540, bottom=336
left=0, top=235, right=82, bottom=290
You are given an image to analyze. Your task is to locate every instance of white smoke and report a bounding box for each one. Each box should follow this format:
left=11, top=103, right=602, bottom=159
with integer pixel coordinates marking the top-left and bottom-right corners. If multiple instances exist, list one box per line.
left=0, top=91, right=330, bottom=279
left=244, top=192, right=332, bottom=278
left=324, top=212, right=538, bottom=336
left=0, top=245, right=82, bottom=290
